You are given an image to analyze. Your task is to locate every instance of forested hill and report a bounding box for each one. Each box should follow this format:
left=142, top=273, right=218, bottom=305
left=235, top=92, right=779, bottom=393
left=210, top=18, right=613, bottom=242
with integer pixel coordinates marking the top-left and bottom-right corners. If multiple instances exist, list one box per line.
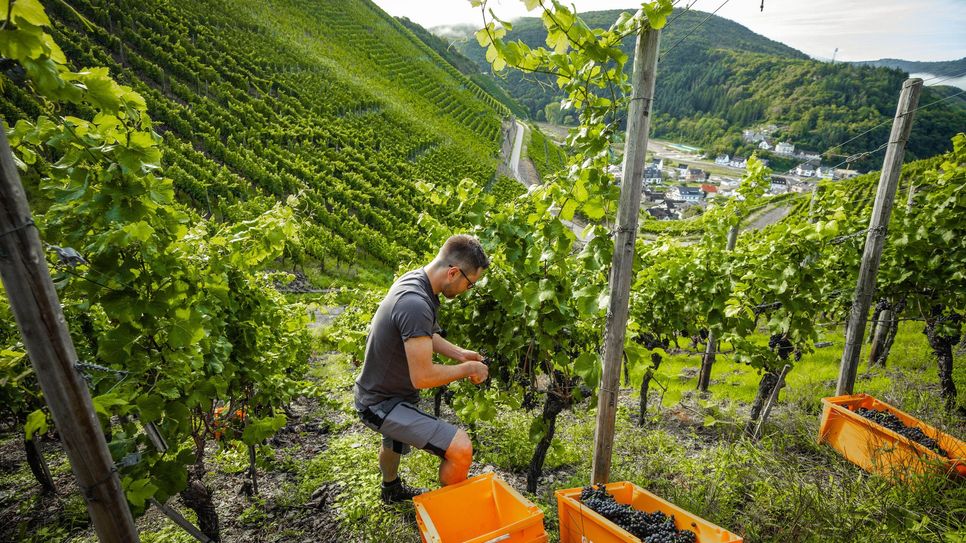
left=441, top=6, right=806, bottom=121
left=441, top=7, right=966, bottom=170
left=0, top=0, right=511, bottom=268
left=852, top=58, right=966, bottom=77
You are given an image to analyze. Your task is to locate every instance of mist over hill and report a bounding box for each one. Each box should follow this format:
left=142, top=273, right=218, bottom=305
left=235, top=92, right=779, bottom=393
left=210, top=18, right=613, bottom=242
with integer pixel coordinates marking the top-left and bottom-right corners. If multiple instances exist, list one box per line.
left=852, top=58, right=966, bottom=78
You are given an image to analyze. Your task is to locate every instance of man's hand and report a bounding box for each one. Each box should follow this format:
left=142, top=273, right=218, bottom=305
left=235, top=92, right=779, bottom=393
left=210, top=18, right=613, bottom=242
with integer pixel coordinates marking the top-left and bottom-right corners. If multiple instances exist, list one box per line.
left=459, top=349, right=483, bottom=363
left=465, top=361, right=488, bottom=385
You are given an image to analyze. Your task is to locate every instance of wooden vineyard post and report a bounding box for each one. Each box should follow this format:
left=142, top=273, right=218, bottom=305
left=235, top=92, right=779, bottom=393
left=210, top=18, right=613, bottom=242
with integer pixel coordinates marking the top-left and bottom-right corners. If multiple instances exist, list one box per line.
left=0, top=129, right=140, bottom=542
left=150, top=499, right=213, bottom=543
left=697, top=224, right=738, bottom=392
left=591, top=27, right=661, bottom=485
left=836, top=78, right=922, bottom=396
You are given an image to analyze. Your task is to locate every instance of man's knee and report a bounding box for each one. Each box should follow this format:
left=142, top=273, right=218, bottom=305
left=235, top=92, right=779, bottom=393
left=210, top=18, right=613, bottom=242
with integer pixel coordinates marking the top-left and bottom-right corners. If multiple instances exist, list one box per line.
left=445, top=429, right=472, bottom=466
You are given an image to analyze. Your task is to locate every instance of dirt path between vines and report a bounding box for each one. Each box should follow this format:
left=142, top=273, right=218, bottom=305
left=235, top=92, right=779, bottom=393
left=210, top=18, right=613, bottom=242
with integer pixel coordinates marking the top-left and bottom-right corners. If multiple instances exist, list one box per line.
left=743, top=204, right=792, bottom=232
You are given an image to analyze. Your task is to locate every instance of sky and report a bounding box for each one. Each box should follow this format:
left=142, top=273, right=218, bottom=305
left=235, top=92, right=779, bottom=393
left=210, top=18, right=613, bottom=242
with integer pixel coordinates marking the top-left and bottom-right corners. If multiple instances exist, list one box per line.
left=371, top=0, right=966, bottom=63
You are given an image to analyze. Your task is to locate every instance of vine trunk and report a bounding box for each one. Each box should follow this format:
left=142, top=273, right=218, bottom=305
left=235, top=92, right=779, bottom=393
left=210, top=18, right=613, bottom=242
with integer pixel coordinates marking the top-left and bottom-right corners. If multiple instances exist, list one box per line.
left=745, top=371, right=780, bottom=434
left=526, top=391, right=566, bottom=494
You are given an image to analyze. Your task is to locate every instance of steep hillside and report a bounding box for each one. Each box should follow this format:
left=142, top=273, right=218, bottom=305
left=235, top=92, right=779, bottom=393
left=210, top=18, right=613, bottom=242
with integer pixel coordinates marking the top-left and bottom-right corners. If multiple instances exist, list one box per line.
left=441, top=7, right=966, bottom=170
left=0, top=0, right=510, bottom=267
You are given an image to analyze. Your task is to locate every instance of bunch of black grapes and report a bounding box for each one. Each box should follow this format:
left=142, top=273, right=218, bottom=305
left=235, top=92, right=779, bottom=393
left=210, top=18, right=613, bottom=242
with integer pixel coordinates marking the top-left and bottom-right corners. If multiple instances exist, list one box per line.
left=579, top=485, right=697, bottom=543
left=854, top=407, right=948, bottom=457
left=768, top=333, right=800, bottom=361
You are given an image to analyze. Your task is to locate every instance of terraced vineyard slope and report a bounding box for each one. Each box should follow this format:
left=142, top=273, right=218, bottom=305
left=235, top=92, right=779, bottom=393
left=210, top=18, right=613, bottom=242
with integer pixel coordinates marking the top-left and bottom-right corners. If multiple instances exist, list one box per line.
left=0, top=0, right=511, bottom=267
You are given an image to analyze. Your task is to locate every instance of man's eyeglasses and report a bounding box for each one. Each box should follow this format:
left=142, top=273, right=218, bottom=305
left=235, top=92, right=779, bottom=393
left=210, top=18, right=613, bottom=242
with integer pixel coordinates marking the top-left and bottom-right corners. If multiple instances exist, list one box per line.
left=449, top=265, right=475, bottom=289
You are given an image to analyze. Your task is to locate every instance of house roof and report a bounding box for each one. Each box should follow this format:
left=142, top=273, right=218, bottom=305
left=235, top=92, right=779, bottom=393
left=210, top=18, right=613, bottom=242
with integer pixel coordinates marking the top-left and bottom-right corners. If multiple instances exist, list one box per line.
left=677, top=186, right=703, bottom=196
left=701, top=184, right=718, bottom=193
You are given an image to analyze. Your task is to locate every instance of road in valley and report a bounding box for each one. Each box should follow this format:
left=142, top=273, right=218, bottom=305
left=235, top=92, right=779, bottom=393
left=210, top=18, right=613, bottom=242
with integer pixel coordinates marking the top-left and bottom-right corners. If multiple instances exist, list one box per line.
left=509, top=120, right=526, bottom=182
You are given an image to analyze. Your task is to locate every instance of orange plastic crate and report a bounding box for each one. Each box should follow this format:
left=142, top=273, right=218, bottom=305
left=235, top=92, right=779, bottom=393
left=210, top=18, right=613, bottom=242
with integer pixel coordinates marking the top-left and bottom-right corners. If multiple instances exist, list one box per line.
left=556, top=481, right=742, bottom=543
left=818, top=393, right=966, bottom=479
left=413, top=473, right=548, bottom=543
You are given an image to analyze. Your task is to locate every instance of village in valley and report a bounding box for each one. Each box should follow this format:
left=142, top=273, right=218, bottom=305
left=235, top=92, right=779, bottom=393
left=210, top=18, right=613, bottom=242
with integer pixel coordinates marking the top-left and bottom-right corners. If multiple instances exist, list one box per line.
left=618, top=125, right=860, bottom=221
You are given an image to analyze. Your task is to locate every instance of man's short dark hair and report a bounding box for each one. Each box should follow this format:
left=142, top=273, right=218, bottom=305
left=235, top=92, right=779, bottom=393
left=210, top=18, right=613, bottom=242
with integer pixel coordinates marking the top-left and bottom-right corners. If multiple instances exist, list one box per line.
left=440, top=235, right=489, bottom=271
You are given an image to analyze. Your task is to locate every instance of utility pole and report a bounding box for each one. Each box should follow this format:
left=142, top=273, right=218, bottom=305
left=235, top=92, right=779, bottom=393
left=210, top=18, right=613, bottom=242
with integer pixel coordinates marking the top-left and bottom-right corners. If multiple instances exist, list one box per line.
left=836, top=78, right=922, bottom=395
left=0, top=129, right=140, bottom=542
left=591, top=26, right=661, bottom=485
left=697, top=223, right=738, bottom=392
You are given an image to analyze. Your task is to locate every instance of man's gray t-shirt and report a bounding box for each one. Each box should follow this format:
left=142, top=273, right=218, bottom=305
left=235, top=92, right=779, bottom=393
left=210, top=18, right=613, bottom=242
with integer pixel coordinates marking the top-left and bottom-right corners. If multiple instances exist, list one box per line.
left=354, top=269, right=440, bottom=408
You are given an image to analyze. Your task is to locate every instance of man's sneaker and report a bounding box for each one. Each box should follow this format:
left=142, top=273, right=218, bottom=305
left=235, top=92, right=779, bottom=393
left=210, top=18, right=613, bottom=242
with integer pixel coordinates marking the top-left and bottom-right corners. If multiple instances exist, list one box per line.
left=380, top=478, right=426, bottom=504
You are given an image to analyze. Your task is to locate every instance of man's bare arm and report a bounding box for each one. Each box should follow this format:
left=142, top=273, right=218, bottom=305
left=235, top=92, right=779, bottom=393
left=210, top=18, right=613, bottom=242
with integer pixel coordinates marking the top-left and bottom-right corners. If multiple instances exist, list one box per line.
left=406, top=336, right=487, bottom=388
left=432, top=333, right=483, bottom=363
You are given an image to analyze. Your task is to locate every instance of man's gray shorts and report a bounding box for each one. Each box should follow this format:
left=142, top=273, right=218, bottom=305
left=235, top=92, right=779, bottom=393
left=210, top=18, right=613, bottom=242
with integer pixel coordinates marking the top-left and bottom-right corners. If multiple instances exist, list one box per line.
left=357, top=399, right=458, bottom=458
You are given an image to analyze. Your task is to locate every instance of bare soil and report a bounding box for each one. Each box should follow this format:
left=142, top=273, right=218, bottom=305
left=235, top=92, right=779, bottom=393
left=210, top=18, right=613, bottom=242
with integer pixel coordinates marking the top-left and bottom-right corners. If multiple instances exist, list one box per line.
left=0, top=388, right=341, bottom=543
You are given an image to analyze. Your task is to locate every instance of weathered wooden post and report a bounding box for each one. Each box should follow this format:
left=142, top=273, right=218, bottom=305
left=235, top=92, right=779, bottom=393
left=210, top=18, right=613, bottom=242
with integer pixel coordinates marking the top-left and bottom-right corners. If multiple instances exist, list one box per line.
left=591, top=26, right=662, bottom=485
left=836, top=78, right=922, bottom=395
left=0, top=128, right=140, bottom=542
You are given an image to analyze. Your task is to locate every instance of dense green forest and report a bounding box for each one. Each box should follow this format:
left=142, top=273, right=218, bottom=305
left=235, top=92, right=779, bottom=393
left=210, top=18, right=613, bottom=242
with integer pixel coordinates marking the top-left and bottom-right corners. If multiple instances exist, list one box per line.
left=0, top=0, right=511, bottom=270
left=442, top=8, right=966, bottom=171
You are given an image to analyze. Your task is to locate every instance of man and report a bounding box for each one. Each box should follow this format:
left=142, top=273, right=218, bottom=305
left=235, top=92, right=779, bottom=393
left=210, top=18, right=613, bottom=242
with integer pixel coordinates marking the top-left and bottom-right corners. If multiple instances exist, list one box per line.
left=354, top=234, right=490, bottom=504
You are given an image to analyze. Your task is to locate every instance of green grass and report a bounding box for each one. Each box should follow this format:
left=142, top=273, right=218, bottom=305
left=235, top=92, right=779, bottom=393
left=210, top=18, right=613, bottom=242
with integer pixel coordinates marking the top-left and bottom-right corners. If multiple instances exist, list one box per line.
left=633, top=321, right=965, bottom=418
